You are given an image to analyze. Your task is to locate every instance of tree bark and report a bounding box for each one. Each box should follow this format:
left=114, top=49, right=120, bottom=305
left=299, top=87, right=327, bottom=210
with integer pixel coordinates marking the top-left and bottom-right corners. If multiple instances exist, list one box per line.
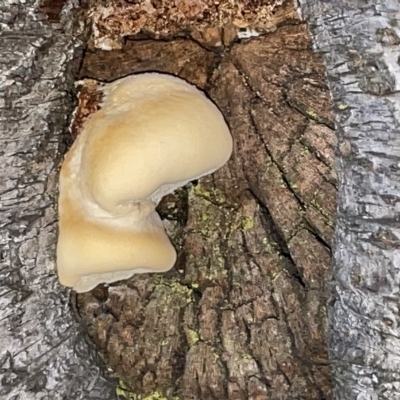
left=298, top=0, right=400, bottom=398
left=0, top=0, right=346, bottom=399
left=0, top=1, right=118, bottom=399
left=75, top=2, right=334, bottom=398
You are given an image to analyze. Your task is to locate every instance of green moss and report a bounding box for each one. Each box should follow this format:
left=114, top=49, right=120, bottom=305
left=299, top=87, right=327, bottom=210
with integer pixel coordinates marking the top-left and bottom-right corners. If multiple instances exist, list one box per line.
left=193, top=183, right=211, bottom=198
left=169, top=281, right=192, bottom=295
left=187, top=329, right=200, bottom=346
left=192, top=183, right=226, bottom=205
left=306, top=109, right=318, bottom=119
left=116, top=380, right=136, bottom=399
left=242, top=217, right=254, bottom=229
left=152, top=278, right=195, bottom=312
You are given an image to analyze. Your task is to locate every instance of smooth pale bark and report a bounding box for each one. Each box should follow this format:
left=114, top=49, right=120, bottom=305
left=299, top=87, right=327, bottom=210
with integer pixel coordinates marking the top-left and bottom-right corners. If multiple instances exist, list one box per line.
left=298, top=0, right=400, bottom=398
left=0, top=1, right=117, bottom=399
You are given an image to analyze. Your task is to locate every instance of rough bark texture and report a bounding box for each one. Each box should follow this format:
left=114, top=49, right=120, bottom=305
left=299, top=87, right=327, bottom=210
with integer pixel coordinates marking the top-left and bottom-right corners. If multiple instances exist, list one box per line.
left=0, top=1, right=118, bottom=399
left=75, top=3, right=335, bottom=398
left=298, top=0, right=400, bottom=398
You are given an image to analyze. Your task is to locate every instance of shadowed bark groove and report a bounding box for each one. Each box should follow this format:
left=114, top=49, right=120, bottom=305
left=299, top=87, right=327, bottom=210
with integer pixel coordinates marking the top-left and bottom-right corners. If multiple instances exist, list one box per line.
left=76, top=14, right=335, bottom=399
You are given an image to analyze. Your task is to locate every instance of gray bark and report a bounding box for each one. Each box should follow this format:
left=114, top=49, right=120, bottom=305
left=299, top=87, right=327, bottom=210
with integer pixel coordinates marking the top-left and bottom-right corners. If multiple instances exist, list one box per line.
left=298, top=0, right=400, bottom=398
left=0, top=1, right=117, bottom=399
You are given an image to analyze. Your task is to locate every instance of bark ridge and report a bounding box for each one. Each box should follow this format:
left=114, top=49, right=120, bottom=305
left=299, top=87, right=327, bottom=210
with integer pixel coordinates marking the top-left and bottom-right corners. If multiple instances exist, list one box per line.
left=0, top=1, right=117, bottom=399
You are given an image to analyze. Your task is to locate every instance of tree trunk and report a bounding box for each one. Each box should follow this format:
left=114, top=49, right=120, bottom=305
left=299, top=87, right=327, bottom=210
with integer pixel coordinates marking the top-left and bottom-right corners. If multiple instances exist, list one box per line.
left=2, top=0, right=359, bottom=399
left=75, top=1, right=334, bottom=398
left=0, top=1, right=118, bottom=399
left=298, top=0, right=400, bottom=398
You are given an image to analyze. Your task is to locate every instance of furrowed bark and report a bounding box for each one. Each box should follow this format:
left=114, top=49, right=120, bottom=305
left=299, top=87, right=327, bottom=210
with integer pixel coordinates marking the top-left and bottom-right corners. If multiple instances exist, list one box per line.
left=75, top=2, right=334, bottom=398
left=298, top=0, right=400, bottom=398
left=0, top=1, right=341, bottom=399
left=0, top=1, right=117, bottom=399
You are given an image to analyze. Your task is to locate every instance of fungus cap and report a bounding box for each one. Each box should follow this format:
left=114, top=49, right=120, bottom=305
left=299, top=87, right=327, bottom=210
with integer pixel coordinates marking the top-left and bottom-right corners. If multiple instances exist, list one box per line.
left=82, top=73, right=233, bottom=212
left=56, top=73, right=232, bottom=292
left=57, top=149, right=177, bottom=292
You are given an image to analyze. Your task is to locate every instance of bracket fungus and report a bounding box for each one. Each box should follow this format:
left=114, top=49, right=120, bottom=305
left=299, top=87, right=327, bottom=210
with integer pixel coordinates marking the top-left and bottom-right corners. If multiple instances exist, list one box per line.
left=57, top=73, right=233, bottom=293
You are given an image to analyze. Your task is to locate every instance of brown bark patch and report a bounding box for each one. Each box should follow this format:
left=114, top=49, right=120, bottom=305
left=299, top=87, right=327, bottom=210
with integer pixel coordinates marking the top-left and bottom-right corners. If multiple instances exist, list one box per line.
left=74, top=16, right=334, bottom=400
